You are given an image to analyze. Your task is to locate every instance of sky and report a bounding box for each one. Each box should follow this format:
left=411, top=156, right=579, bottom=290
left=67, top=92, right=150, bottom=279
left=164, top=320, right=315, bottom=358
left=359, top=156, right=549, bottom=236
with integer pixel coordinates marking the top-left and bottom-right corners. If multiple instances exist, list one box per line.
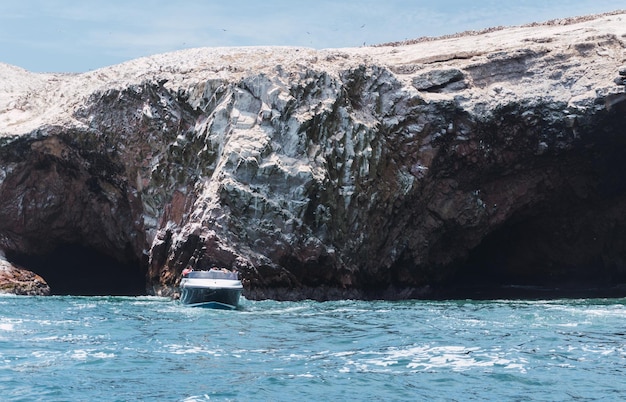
left=1, top=0, right=624, bottom=73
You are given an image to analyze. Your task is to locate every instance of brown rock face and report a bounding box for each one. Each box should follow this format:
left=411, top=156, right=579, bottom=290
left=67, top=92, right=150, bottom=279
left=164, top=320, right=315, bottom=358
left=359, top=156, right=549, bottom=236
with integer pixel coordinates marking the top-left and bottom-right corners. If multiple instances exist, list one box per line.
left=0, top=132, right=147, bottom=295
left=0, top=259, right=50, bottom=296
left=0, top=12, right=626, bottom=299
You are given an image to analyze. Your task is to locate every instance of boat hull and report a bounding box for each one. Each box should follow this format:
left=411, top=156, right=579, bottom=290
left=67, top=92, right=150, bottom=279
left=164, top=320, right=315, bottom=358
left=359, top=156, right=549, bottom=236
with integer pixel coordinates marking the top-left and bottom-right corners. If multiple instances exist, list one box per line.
left=180, top=286, right=242, bottom=309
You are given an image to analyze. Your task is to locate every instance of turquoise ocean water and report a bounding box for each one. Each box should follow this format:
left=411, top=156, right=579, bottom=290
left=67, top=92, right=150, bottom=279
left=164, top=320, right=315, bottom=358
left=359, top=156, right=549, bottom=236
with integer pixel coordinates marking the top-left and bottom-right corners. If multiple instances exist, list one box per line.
left=1, top=295, right=625, bottom=401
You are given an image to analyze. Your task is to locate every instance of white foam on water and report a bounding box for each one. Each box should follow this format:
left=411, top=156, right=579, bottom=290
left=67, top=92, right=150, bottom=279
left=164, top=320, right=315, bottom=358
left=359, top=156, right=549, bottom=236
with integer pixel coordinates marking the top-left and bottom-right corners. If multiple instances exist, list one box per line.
left=70, top=349, right=115, bottom=360
left=181, top=395, right=211, bottom=402
left=164, top=344, right=221, bottom=356
left=0, top=323, right=13, bottom=331
left=338, top=344, right=529, bottom=374
left=0, top=323, right=14, bottom=331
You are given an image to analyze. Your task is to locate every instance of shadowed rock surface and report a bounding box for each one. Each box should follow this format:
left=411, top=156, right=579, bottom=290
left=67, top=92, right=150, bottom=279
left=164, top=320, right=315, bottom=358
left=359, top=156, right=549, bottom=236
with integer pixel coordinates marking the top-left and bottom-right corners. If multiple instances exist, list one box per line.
left=1, top=12, right=625, bottom=299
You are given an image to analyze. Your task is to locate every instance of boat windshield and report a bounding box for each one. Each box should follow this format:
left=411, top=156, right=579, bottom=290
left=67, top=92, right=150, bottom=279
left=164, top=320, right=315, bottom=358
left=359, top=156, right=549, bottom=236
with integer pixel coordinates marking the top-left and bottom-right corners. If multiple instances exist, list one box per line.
left=187, top=269, right=238, bottom=280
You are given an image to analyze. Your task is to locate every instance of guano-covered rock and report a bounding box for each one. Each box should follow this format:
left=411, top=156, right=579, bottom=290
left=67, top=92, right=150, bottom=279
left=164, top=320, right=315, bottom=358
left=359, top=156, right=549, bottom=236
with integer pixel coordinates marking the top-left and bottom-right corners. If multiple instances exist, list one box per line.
left=1, top=12, right=626, bottom=299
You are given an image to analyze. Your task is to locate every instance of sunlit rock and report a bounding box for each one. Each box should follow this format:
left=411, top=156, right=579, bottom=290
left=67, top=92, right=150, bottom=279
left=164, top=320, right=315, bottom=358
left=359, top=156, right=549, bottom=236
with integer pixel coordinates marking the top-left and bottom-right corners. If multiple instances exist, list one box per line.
left=0, top=257, right=50, bottom=296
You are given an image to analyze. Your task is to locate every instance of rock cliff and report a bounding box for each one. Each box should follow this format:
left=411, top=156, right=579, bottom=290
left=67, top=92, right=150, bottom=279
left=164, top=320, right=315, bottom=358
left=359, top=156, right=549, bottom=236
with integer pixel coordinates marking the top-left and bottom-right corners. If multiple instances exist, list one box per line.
left=1, top=12, right=626, bottom=299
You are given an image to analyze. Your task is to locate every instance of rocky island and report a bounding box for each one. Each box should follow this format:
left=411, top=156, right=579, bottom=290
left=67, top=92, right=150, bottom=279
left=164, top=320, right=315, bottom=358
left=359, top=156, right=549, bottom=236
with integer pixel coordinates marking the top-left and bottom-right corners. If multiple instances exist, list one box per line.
left=1, top=12, right=625, bottom=300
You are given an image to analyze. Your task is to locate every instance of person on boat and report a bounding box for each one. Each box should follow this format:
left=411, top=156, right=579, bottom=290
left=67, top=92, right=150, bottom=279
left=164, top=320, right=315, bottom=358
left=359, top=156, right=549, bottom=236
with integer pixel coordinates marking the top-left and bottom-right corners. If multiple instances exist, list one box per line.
left=182, top=266, right=193, bottom=277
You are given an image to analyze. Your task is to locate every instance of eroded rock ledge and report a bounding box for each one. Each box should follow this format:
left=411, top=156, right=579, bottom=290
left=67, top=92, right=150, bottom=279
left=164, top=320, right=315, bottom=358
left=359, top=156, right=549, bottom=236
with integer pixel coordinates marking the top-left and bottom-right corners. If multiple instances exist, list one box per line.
left=1, top=12, right=626, bottom=299
left=0, top=258, right=50, bottom=296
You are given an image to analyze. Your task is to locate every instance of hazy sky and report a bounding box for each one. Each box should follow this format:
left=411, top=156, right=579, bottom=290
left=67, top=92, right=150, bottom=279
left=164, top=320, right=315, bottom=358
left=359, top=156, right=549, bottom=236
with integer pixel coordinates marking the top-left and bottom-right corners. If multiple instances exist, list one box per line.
left=1, top=0, right=624, bottom=73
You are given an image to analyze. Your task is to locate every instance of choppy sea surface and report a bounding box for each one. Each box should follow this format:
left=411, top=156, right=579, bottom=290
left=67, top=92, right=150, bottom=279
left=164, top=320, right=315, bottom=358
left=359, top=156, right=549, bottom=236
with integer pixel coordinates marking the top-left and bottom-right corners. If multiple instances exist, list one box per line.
left=1, top=295, right=625, bottom=401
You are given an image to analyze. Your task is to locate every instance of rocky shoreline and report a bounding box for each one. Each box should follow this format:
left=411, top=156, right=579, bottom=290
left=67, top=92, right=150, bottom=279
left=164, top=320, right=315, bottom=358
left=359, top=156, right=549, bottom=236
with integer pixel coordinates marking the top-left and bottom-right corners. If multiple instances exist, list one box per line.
left=1, top=12, right=626, bottom=299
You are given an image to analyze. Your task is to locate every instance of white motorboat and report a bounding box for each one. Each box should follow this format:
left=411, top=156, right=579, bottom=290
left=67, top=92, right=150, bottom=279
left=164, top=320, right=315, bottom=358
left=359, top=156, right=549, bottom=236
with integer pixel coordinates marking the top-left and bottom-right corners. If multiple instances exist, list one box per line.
left=179, top=269, right=243, bottom=309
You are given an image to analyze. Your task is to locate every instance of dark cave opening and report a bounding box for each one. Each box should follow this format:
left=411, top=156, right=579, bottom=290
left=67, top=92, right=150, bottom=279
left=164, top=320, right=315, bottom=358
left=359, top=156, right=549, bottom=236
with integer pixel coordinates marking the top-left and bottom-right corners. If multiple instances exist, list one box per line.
left=436, top=120, right=626, bottom=300
left=442, top=215, right=626, bottom=299
left=6, top=244, right=147, bottom=296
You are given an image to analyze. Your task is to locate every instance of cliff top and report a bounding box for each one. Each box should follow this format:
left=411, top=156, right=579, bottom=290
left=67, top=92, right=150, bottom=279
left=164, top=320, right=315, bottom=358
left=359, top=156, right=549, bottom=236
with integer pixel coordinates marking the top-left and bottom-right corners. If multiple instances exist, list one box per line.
left=1, top=10, right=625, bottom=136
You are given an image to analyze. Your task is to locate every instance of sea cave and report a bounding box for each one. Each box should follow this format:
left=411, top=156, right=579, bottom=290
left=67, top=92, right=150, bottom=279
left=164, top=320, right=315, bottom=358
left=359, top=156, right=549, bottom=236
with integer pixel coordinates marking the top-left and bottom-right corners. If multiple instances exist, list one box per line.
left=6, top=244, right=146, bottom=296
